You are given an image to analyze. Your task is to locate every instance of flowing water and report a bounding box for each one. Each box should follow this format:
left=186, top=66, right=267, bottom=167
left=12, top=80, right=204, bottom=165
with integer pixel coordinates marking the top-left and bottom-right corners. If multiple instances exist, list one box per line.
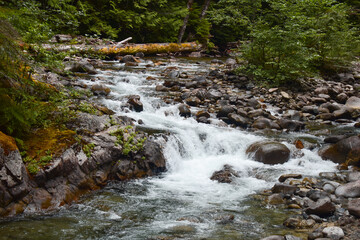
left=0, top=58, right=338, bottom=240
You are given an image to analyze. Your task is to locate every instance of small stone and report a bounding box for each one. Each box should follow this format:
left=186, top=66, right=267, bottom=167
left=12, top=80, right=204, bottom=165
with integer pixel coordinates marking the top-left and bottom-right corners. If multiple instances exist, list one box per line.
left=268, top=194, right=285, bottom=205
left=280, top=91, right=291, bottom=99
left=260, top=236, right=285, bottom=240
left=347, top=198, right=360, bottom=218
left=335, top=180, right=360, bottom=198
left=279, top=174, right=302, bottom=183
left=322, top=226, right=344, bottom=240
left=271, top=183, right=298, bottom=195
left=305, top=198, right=336, bottom=217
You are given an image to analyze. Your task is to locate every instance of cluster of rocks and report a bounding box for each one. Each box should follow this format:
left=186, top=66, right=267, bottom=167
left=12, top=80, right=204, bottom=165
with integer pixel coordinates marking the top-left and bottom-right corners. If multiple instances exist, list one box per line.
left=154, top=58, right=360, bottom=134
left=260, top=170, right=360, bottom=240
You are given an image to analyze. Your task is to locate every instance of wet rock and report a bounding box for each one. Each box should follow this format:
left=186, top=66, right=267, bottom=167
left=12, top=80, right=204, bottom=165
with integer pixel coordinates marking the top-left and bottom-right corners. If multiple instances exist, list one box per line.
left=268, top=193, right=285, bottom=205
left=279, top=174, right=302, bottom=183
left=127, top=95, right=144, bottom=112
left=214, top=214, right=235, bottom=224
left=167, top=70, right=180, bottom=79
left=135, top=52, right=145, bottom=58
left=252, top=118, right=281, bottom=130
left=277, top=119, right=304, bottom=131
left=168, top=225, right=196, bottom=234
left=195, top=111, right=210, bottom=119
left=246, top=142, right=291, bottom=165
left=302, top=106, right=319, bottom=115
left=178, top=104, right=191, bottom=118
left=248, top=98, right=261, bottom=109
left=119, top=55, right=138, bottom=63
left=322, top=226, right=344, bottom=240
left=91, top=84, right=111, bottom=96
left=319, top=135, right=360, bottom=165
left=335, top=180, right=360, bottom=198
left=206, top=89, right=222, bottom=100
left=271, top=183, right=298, bottom=195
left=142, top=140, right=166, bottom=175
left=228, top=113, right=248, bottom=128
left=185, top=96, right=201, bottom=107
left=307, top=190, right=330, bottom=201
left=216, top=106, right=235, bottom=118
left=332, top=108, right=351, bottom=119
left=324, top=135, right=347, bottom=144
left=210, top=165, right=239, bottom=183
left=322, top=182, right=339, bottom=194
left=305, top=198, right=336, bottom=217
left=347, top=198, right=360, bottom=218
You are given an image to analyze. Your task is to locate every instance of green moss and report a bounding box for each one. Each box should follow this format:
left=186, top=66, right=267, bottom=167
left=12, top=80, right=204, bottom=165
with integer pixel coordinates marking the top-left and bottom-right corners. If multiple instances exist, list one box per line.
left=83, top=143, right=95, bottom=158
left=110, top=126, right=146, bottom=156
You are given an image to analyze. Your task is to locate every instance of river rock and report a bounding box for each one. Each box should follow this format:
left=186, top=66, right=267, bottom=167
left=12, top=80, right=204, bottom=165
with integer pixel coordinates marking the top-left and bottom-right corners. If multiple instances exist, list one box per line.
left=277, top=119, right=304, bottom=131
left=210, top=165, right=239, bottom=183
left=91, top=84, right=111, bottom=96
left=246, top=142, right=290, bottom=165
left=119, top=55, right=138, bottom=63
left=279, top=174, right=302, bottom=183
left=178, top=104, right=191, bottom=118
left=53, top=34, right=73, bottom=43
left=347, top=198, right=360, bottom=218
left=65, top=59, right=97, bottom=74
left=260, top=236, right=285, bottom=240
left=185, top=96, right=201, bottom=107
left=268, top=193, right=285, bottom=205
left=346, top=96, right=360, bottom=110
left=322, top=227, right=344, bottom=240
left=252, top=118, right=281, bottom=130
left=127, top=95, right=143, bottom=112
left=347, top=171, right=360, bottom=182
left=135, top=52, right=145, bottom=58
left=319, top=135, right=360, bottom=165
left=305, top=198, right=336, bottom=217
left=271, top=183, right=298, bottom=195
left=335, top=180, right=360, bottom=198
left=228, top=113, right=248, bottom=128
left=216, top=106, right=235, bottom=118
left=142, top=140, right=166, bottom=174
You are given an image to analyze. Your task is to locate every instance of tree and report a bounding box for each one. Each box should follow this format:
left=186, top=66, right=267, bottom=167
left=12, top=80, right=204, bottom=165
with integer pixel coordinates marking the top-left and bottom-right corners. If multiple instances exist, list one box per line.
left=240, top=0, right=359, bottom=85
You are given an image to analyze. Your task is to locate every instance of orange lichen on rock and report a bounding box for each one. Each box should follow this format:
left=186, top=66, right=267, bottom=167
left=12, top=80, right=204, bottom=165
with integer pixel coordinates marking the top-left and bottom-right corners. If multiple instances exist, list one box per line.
left=24, top=127, right=76, bottom=160
left=0, top=131, right=18, bottom=155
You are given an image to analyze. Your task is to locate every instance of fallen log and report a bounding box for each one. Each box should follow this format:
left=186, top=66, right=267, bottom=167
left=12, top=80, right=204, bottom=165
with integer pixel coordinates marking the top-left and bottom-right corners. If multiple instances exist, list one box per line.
left=42, top=42, right=202, bottom=56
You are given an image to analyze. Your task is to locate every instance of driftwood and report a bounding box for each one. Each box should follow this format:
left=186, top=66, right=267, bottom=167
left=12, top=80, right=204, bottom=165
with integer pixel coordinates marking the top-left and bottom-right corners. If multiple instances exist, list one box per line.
left=117, top=37, right=132, bottom=46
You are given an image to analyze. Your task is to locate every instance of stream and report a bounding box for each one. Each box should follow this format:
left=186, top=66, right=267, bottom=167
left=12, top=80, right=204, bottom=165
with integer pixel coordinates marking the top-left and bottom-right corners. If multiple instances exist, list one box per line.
left=0, top=58, right=338, bottom=240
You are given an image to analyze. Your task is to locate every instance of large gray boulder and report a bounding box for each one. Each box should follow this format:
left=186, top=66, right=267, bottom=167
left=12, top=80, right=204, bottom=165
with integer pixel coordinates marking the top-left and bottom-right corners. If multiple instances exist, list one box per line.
left=246, top=141, right=290, bottom=165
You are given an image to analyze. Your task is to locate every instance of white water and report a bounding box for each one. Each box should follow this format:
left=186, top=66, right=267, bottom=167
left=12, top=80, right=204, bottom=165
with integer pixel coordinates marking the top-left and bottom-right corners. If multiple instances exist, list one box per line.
left=77, top=58, right=338, bottom=239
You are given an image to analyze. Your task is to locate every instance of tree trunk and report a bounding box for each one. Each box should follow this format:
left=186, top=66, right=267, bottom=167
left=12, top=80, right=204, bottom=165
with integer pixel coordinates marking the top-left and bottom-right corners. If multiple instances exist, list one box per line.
left=186, top=0, right=211, bottom=42
left=178, top=0, right=194, bottom=44
left=200, top=0, right=211, bottom=20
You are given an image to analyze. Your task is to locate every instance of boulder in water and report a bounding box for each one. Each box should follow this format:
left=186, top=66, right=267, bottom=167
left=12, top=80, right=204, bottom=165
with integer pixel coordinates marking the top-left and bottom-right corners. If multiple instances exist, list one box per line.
left=210, top=165, right=239, bottom=183
left=127, top=95, right=143, bottom=112
left=178, top=104, right=191, bottom=118
left=246, top=141, right=290, bottom=165
left=319, top=135, right=360, bottom=166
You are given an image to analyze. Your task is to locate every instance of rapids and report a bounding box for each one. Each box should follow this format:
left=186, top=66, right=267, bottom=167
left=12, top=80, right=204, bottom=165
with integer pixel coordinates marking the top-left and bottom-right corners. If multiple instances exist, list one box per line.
left=0, top=58, right=337, bottom=240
